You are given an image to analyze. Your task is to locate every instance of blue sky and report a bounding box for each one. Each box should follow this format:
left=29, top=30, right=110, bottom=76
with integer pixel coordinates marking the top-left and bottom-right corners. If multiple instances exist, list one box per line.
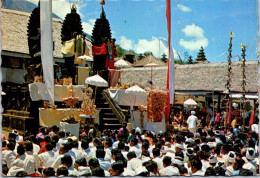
left=27, top=0, right=258, bottom=63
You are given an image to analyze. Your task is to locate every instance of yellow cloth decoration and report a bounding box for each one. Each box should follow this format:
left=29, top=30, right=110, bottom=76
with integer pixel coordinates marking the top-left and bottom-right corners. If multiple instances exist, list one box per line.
left=61, top=38, right=75, bottom=57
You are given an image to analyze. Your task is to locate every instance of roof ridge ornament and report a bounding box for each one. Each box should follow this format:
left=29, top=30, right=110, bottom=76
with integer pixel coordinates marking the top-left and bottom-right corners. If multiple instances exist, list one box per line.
left=100, top=0, right=105, bottom=5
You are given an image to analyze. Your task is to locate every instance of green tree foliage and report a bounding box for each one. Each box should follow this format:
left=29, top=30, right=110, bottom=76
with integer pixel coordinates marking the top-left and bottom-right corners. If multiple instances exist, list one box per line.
left=116, top=45, right=126, bottom=57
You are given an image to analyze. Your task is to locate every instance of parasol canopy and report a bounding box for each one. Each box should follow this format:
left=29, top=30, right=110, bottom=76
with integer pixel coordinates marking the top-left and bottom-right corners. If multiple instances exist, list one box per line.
left=125, top=85, right=147, bottom=95
left=1, top=91, right=6, bottom=95
left=183, top=98, right=197, bottom=107
left=85, top=74, right=108, bottom=87
left=78, top=55, right=93, bottom=61
left=114, top=59, right=130, bottom=68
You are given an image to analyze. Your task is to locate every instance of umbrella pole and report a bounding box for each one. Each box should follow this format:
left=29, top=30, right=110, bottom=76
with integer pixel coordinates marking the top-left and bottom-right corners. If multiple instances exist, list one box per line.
left=94, top=86, right=97, bottom=101
left=151, top=67, right=153, bottom=89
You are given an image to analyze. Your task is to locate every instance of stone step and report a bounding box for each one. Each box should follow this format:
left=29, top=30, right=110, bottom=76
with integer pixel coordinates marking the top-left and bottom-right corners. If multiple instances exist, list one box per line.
left=102, top=123, right=122, bottom=130
left=103, top=113, right=117, bottom=118
left=95, top=98, right=107, bottom=103
left=103, top=118, right=120, bottom=124
left=96, top=103, right=109, bottom=108
left=100, top=108, right=113, bottom=113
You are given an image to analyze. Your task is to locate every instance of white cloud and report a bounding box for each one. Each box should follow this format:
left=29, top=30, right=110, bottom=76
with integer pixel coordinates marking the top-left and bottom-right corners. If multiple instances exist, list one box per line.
left=82, top=19, right=95, bottom=35
left=119, top=36, right=133, bottom=50
left=134, top=37, right=178, bottom=59
left=179, top=24, right=208, bottom=51
left=177, top=4, right=191, bottom=12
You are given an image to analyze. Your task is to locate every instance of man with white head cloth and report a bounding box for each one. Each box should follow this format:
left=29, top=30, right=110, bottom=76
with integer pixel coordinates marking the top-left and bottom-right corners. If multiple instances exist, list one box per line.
left=187, top=111, right=198, bottom=134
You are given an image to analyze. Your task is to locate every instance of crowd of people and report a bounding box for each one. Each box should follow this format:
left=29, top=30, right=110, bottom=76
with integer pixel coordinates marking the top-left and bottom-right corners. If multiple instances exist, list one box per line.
left=1, top=110, right=259, bottom=177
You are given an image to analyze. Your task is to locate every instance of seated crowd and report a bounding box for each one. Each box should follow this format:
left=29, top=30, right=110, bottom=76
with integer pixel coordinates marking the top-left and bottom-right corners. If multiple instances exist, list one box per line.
left=1, top=119, right=259, bottom=177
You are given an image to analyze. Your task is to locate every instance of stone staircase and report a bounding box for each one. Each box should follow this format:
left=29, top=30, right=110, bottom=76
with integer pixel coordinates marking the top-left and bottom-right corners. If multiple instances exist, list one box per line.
left=94, top=87, right=123, bottom=131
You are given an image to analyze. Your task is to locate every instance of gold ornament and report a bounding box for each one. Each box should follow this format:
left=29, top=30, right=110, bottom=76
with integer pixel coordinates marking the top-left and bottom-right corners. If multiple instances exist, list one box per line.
left=100, top=0, right=105, bottom=5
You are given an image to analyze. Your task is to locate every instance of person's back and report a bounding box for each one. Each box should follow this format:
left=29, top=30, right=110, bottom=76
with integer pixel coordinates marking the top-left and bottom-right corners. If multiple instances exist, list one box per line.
left=187, top=111, right=198, bottom=133
left=38, top=143, right=57, bottom=168
left=159, top=156, right=179, bottom=176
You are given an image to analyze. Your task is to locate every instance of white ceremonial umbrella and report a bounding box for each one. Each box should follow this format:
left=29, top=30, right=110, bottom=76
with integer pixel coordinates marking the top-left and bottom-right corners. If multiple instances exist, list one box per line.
left=183, top=98, right=197, bottom=107
left=115, top=59, right=130, bottom=68
left=125, top=85, right=147, bottom=96
left=85, top=74, right=108, bottom=100
left=78, top=55, right=93, bottom=61
left=125, top=85, right=147, bottom=121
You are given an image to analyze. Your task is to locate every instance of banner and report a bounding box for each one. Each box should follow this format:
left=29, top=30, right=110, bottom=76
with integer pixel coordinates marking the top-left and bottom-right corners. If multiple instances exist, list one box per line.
left=40, top=0, right=54, bottom=105
left=165, top=0, right=174, bottom=122
left=257, top=0, right=260, bottom=124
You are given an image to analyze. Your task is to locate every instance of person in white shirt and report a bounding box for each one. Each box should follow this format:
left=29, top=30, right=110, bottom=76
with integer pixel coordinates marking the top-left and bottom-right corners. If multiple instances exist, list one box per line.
left=104, top=138, right=113, bottom=162
left=51, top=143, right=75, bottom=169
left=60, top=155, right=79, bottom=176
left=191, top=159, right=204, bottom=176
left=159, top=156, right=179, bottom=176
left=242, top=148, right=257, bottom=175
left=29, top=135, right=40, bottom=154
left=80, top=140, right=91, bottom=161
left=89, top=158, right=110, bottom=176
left=2, top=142, right=17, bottom=169
left=251, top=120, right=259, bottom=134
left=88, top=138, right=102, bottom=159
left=152, top=147, right=164, bottom=170
left=186, top=111, right=198, bottom=134
left=129, top=137, right=142, bottom=158
left=38, top=143, right=57, bottom=168
left=71, top=140, right=81, bottom=160
left=126, top=151, right=143, bottom=171
left=96, top=148, right=111, bottom=171
left=24, top=141, right=40, bottom=171
left=58, top=131, right=67, bottom=145
left=11, top=145, right=37, bottom=176
left=197, top=151, right=210, bottom=172
left=74, top=158, right=92, bottom=176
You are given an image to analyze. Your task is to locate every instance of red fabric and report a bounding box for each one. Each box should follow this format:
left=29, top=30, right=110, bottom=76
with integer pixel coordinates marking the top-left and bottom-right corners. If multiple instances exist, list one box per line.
left=40, top=141, right=47, bottom=152
left=92, top=43, right=107, bottom=55
left=249, top=104, right=255, bottom=126
left=109, top=69, right=121, bottom=87
left=105, top=43, right=117, bottom=70
left=105, top=55, right=115, bottom=69
left=165, top=0, right=171, bottom=123
left=227, top=101, right=232, bottom=126
left=92, top=42, right=117, bottom=70
left=28, top=172, right=40, bottom=177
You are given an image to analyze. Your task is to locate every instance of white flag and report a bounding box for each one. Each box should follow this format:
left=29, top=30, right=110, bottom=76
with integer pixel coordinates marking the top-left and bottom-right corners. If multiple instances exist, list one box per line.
left=169, top=45, right=175, bottom=104
left=40, top=0, right=54, bottom=105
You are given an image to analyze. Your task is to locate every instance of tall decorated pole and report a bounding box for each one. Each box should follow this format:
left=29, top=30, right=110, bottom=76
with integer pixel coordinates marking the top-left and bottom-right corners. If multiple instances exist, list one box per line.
left=225, top=32, right=234, bottom=127
left=241, top=43, right=247, bottom=130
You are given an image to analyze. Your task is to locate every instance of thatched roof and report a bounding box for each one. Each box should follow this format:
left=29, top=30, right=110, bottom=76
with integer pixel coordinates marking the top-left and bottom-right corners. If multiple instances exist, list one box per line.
left=133, top=54, right=167, bottom=67
left=1, top=8, right=63, bottom=59
left=121, top=60, right=258, bottom=93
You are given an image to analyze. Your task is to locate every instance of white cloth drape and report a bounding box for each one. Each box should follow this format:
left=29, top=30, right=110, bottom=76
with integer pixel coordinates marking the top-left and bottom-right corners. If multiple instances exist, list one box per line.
left=40, top=0, right=54, bottom=105
left=169, top=46, right=175, bottom=104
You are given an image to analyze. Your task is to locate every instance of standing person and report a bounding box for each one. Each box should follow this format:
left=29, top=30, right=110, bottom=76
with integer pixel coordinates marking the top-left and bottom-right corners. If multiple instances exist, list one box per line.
left=118, top=122, right=129, bottom=141
left=187, top=111, right=198, bottom=134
